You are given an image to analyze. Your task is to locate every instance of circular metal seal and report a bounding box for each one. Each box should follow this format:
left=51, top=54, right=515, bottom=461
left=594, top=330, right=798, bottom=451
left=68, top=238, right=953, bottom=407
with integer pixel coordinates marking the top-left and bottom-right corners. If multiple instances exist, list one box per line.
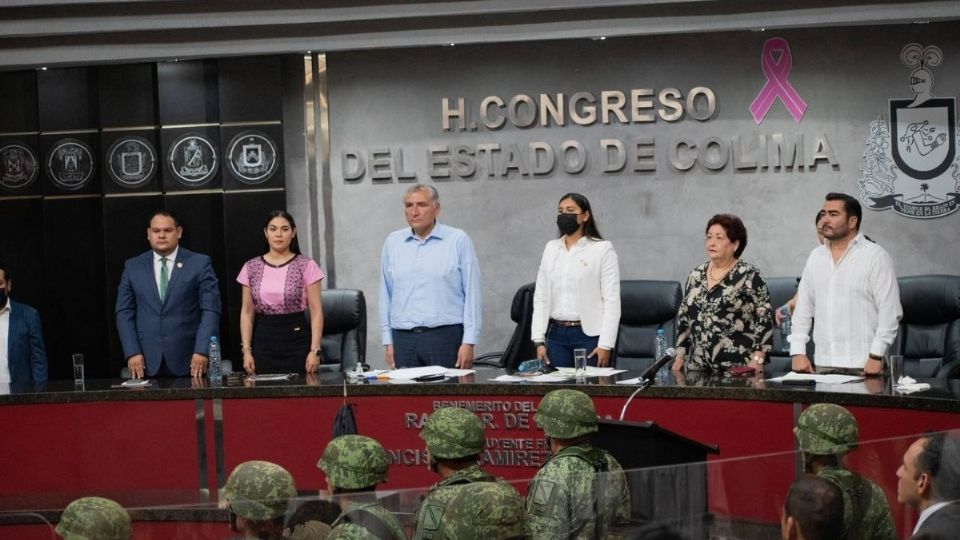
left=0, top=144, right=39, bottom=190
left=46, top=138, right=95, bottom=190
left=226, top=131, right=279, bottom=185
left=167, top=133, right=218, bottom=186
left=106, top=136, right=157, bottom=188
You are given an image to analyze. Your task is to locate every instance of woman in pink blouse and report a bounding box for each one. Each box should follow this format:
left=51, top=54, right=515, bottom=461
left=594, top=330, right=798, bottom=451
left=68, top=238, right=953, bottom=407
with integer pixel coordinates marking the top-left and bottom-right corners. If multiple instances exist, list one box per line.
left=237, top=211, right=324, bottom=374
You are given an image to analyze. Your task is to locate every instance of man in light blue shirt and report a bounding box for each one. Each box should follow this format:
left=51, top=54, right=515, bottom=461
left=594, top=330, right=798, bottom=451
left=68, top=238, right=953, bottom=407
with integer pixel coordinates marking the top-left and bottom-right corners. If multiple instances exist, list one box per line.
left=379, top=184, right=481, bottom=369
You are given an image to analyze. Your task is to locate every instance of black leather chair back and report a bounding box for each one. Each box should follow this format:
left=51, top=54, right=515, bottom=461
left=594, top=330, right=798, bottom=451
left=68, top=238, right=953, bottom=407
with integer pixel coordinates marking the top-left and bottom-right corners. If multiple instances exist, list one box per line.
left=474, top=283, right=536, bottom=371
left=615, top=280, right=682, bottom=371
left=895, top=275, right=960, bottom=378
left=320, top=289, right=366, bottom=371
left=764, top=276, right=817, bottom=374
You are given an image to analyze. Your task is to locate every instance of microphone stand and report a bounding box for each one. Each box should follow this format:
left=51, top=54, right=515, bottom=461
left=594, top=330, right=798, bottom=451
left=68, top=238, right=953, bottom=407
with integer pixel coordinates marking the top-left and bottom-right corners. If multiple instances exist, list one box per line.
left=619, top=379, right=651, bottom=421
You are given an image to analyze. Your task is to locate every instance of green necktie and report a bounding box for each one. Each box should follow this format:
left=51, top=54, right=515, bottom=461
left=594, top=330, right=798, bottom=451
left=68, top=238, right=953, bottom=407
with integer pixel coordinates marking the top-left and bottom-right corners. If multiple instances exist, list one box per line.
left=159, top=257, right=169, bottom=301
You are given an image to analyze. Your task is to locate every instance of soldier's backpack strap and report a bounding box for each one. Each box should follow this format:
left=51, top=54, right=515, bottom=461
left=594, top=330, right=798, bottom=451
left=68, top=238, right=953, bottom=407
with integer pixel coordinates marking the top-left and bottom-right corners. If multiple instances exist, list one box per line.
left=561, top=445, right=612, bottom=540
left=848, top=475, right=872, bottom=540
left=341, top=507, right=403, bottom=540
left=561, top=444, right=609, bottom=474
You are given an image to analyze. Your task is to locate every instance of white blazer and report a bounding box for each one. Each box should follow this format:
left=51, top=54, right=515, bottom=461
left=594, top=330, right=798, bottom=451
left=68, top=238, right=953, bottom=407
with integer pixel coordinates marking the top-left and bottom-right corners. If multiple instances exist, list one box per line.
left=531, top=237, right=621, bottom=350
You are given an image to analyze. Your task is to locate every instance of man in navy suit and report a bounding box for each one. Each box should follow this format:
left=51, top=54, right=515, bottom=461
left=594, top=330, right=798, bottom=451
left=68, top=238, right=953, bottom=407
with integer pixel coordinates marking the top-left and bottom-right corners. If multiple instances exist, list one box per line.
left=116, top=210, right=221, bottom=378
left=0, top=262, right=48, bottom=386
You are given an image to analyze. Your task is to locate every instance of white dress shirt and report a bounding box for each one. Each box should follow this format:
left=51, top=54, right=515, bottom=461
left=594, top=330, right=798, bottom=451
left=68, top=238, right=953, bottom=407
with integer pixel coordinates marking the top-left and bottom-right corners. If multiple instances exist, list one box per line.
left=913, top=500, right=956, bottom=535
left=0, top=301, right=11, bottom=384
left=549, top=237, right=586, bottom=321
left=789, top=232, right=902, bottom=368
left=532, top=236, right=621, bottom=350
left=153, top=247, right=179, bottom=298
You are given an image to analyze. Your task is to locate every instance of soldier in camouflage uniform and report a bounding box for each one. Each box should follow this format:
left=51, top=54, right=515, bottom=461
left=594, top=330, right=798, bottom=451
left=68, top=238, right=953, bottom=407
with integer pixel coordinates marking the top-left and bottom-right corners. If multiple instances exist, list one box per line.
left=224, top=460, right=297, bottom=540
left=56, top=496, right=132, bottom=540
left=526, top=389, right=630, bottom=539
left=317, top=434, right=406, bottom=540
left=413, top=406, right=526, bottom=539
left=794, top=403, right=896, bottom=540
left=419, top=480, right=528, bottom=539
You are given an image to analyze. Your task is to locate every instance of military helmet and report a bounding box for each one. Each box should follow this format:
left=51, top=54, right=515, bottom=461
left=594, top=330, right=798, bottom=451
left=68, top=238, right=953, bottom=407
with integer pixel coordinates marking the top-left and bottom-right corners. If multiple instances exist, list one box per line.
left=318, top=434, right=389, bottom=489
left=55, top=496, right=132, bottom=540
left=795, top=403, right=860, bottom=455
left=431, top=482, right=527, bottom=539
left=224, top=460, right=297, bottom=520
left=535, top=389, right=598, bottom=439
left=420, top=407, right=485, bottom=459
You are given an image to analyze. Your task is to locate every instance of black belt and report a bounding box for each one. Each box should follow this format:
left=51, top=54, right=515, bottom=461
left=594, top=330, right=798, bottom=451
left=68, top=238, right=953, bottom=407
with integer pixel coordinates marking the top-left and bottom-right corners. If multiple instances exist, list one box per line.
left=395, top=323, right=462, bottom=334
left=549, top=319, right=582, bottom=327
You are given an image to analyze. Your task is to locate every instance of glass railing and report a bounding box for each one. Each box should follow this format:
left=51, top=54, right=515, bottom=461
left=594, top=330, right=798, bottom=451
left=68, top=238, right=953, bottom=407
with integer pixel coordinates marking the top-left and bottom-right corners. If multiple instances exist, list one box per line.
left=0, top=431, right=940, bottom=539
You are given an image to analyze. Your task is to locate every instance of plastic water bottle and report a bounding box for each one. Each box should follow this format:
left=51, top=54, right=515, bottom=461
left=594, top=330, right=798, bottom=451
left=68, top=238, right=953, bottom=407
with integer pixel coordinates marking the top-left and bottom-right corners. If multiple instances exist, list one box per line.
left=779, top=306, right=792, bottom=353
left=517, top=359, right=546, bottom=373
left=655, top=329, right=670, bottom=384
left=208, top=336, right=222, bottom=382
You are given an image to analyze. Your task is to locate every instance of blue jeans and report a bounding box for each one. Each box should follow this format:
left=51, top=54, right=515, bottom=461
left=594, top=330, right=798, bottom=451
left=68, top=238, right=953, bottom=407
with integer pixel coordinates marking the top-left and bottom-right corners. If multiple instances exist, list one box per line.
left=392, top=324, right=463, bottom=368
left=546, top=324, right=600, bottom=368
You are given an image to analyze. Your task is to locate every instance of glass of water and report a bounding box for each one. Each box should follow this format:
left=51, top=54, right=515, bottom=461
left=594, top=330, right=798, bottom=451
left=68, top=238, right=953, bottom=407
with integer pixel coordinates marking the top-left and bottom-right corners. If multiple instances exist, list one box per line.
left=573, top=348, right=587, bottom=378
left=72, top=353, right=85, bottom=386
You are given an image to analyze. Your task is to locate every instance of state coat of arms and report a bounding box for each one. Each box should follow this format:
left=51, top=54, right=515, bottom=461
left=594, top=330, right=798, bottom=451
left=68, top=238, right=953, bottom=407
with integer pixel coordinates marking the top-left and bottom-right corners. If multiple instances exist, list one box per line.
left=858, top=43, right=960, bottom=218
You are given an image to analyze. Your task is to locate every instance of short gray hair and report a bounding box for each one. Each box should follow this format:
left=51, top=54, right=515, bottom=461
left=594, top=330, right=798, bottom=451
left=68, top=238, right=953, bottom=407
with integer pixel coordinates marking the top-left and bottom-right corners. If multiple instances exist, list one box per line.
left=403, top=184, right=439, bottom=203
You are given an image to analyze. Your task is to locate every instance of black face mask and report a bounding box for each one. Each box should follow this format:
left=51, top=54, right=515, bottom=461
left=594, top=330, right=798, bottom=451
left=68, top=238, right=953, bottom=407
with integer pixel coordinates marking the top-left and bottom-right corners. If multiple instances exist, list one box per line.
left=557, top=213, right=581, bottom=235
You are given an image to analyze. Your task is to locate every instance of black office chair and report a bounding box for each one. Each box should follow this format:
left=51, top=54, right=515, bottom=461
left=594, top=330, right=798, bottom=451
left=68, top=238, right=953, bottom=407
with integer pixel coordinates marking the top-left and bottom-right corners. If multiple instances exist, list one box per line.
left=614, top=280, right=682, bottom=371
left=894, top=275, right=960, bottom=379
left=474, top=282, right=536, bottom=371
left=765, top=276, right=800, bottom=374
left=320, top=289, right=366, bottom=372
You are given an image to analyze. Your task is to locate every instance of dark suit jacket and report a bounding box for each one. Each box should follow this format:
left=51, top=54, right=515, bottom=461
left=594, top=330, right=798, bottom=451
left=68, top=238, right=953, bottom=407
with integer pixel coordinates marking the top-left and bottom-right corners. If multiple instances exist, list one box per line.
left=914, top=500, right=960, bottom=539
left=115, top=248, right=221, bottom=376
left=5, top=300, right=48, bottom=385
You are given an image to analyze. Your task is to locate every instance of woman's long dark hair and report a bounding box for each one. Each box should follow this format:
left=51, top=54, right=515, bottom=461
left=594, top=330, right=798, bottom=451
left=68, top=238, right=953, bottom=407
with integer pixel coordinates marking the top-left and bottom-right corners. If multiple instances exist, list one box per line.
left=558, top=192, right=603, bottom=240
left=262, top=210, right=302, bottom=255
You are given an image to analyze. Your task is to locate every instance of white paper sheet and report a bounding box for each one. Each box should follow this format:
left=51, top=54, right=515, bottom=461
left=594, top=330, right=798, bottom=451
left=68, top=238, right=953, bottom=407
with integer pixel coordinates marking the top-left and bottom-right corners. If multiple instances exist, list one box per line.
left=526, top=373, right=575, bottom=383
left=556, top=367, right=628, bottom=376
left=121, top=378, right=153, bottom=387
left=385, top=366, right=448, bottom=380
left=767, top=372, right=864, bottom=384
left=247, top=373, right=295, bottom=381
left=443, top=369, right=476, bottom=376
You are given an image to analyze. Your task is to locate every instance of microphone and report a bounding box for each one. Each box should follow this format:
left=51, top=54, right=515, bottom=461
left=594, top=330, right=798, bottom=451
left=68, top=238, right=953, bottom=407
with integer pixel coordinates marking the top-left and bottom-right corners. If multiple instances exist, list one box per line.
left=619, top=348, right=677, bottom=421
left=639, top=348, right=677, bottom=383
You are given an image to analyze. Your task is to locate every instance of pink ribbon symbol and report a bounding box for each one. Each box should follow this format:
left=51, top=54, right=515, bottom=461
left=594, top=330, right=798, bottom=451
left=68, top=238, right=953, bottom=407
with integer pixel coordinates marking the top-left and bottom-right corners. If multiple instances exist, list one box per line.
left=749, top=37, right=807, bottom=123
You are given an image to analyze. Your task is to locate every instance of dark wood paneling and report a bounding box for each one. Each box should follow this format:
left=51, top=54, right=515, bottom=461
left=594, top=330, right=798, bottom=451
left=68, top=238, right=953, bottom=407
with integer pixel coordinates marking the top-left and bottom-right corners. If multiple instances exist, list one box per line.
left=98, top=63, right=158, bottom=128
left=42, top=197, right=107, bottom=379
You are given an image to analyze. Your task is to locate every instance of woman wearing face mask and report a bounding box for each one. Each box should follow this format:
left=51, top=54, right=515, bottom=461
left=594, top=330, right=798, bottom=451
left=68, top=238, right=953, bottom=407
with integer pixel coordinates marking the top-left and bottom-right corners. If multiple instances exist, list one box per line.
left=673, top=214, right=773, bottom=374
left=531, top=193, right=621, bottom=368
left=237, top=211, right=324, bottom=375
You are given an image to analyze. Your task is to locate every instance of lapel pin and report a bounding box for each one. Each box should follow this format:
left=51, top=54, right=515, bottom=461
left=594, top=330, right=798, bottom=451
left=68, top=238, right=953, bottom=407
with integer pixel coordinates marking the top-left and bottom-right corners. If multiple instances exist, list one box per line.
left=177, top=262, right=183, bottom=268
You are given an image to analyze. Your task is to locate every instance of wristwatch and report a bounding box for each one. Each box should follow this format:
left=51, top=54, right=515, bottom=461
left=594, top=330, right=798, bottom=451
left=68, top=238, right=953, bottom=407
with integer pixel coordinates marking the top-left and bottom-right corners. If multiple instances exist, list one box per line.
left=533, top=340, right=545, bottom=347
left=313, top=349, right=323, bottom=357
left=868, top=353, right=883, bottom=361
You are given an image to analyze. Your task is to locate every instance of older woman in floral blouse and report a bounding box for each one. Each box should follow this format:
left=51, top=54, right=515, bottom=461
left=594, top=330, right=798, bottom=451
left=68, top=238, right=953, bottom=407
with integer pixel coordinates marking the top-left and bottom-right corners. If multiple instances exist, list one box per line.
left=672, top=214, right=773, bottom=374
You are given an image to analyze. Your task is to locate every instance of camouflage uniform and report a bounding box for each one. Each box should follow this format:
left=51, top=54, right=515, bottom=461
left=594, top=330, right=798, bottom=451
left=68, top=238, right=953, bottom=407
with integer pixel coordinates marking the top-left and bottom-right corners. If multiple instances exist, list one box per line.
left=286, top=520, right=333, bottom=540
left=318, top=435, right=406, bottom=540
left=224, top=460, right=297, bottom=521
left=794, top=404, right=896, bottom=540
left=526, top=389, right=631, bottom=540
left=415, top=481, right=528, bottom=540
left=413, top=407, right=524, bottom=539
left=56, top=496, right=132, bottom=540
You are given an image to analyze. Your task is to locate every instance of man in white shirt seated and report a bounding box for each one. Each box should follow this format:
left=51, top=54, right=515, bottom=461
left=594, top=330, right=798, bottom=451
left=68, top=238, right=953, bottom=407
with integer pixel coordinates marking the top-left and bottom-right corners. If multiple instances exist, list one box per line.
left=788, top=192, right=902, bottom=374
left=897, top=431, right=960, bottom=540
